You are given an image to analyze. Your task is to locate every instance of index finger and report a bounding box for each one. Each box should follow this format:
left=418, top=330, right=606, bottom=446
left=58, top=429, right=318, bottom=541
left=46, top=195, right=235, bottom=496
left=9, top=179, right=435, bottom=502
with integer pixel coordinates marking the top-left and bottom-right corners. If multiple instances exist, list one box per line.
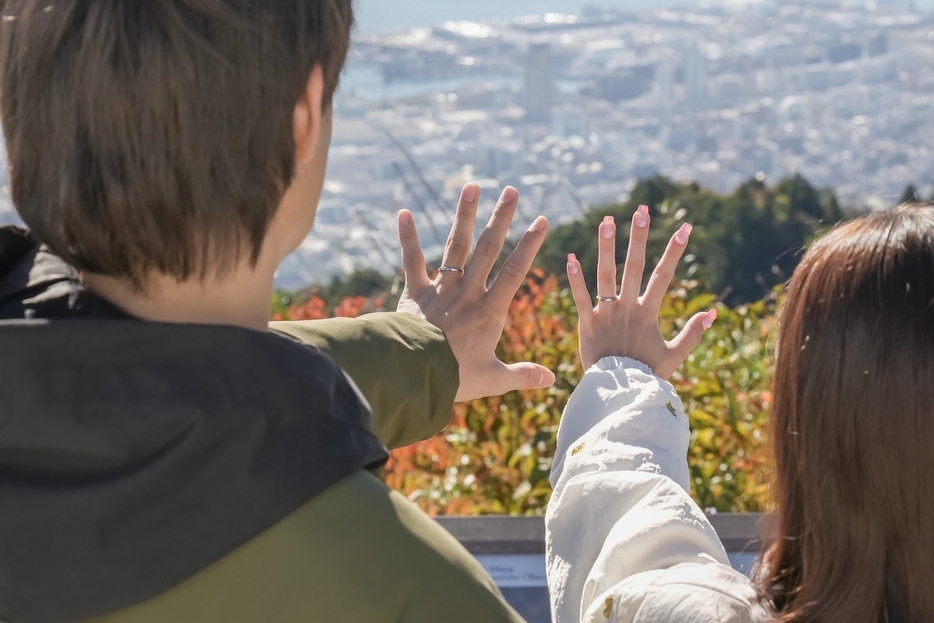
left=397, top=210, right=431, bottom=291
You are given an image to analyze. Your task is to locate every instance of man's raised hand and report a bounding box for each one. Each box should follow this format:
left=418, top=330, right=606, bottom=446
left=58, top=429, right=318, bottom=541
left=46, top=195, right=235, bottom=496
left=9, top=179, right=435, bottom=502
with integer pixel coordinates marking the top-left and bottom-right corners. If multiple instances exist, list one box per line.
left=396, top=183, right=556, bottom=402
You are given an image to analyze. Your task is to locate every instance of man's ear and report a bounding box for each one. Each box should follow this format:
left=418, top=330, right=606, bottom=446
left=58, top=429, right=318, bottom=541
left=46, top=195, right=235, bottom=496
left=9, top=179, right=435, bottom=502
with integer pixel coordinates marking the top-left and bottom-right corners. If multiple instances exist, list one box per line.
left=293, top=64, right=325, bottom=167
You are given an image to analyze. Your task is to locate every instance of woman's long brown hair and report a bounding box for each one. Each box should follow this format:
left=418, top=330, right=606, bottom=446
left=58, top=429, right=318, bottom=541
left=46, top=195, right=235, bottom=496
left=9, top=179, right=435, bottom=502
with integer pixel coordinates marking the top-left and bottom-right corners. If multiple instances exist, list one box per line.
left=761, top=204, right=934, bottom=623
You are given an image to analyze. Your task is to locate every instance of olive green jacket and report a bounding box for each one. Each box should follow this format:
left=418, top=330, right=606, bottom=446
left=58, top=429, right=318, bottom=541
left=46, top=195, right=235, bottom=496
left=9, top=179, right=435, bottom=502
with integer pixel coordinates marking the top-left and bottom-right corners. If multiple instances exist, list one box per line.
left=76, top=314, right=524, bottom=623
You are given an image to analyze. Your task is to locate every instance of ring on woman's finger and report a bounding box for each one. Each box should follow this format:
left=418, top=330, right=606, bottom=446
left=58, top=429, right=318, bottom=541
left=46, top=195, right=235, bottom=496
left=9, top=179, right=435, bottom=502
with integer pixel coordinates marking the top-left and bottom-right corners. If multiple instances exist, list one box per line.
left=598, top=296, right=617, bottom=303
left=439, top=266, right=466, bottom=275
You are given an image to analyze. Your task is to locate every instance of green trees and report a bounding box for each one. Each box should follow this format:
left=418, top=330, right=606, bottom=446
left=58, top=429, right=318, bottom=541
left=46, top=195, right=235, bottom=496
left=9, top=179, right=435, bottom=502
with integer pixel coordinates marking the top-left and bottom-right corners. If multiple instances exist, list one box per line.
left=277, top=175, right=854, bottom=310
left=538, top=174, right=851, bottom=305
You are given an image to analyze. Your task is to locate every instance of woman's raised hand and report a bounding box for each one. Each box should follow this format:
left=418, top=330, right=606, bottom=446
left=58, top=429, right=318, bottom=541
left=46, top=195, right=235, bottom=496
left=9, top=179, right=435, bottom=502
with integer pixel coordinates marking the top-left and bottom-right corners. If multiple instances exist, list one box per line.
left=567, top=206, right=717, bottom=378
left=397, top=184, right=557, bottom=403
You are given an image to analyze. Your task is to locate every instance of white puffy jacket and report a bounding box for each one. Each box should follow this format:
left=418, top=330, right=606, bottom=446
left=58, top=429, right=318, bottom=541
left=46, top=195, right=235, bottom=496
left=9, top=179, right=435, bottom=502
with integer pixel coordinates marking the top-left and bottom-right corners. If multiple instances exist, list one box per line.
left=546, top=357, right=770, bottom=623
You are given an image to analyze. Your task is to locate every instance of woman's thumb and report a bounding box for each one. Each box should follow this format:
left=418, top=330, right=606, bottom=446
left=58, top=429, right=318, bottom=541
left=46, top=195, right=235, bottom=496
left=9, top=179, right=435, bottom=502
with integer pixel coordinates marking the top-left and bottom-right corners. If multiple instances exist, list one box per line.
left=668, top=310, right=717, bottom=364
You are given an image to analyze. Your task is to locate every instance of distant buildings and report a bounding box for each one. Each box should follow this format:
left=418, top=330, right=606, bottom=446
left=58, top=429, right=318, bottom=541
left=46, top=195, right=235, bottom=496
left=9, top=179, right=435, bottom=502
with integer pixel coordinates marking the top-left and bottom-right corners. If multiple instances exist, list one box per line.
left=249, top=2, right=934, bottom=286
left=524, top=43, right=554, bottom=123
left=685, top=45, right=708, bottom=105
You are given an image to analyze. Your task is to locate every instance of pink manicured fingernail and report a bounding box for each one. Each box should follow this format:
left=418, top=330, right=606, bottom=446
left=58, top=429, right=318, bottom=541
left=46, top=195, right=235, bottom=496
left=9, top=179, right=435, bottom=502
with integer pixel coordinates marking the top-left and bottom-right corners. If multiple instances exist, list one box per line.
left=501, top=186, right=518, bottom=203
left=463, top=184, right=479, bottom=202
left=634, top=205, right=649, bottom=228
left=399, top=211, right=412, bottom=226
left=675, top=223, right=693, bottom=245
left=702, top=309, right=718, bottom=330
left=567, top=253, right=580, bottom=275
left=530, top=215, right=548, bottom=232
left=602, top=216, right=615, bottom=238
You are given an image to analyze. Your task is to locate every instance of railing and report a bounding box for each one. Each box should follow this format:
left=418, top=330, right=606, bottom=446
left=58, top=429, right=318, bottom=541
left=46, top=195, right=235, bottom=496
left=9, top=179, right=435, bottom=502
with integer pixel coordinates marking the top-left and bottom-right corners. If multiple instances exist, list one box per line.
left=436, top=514, right=772, bottom=623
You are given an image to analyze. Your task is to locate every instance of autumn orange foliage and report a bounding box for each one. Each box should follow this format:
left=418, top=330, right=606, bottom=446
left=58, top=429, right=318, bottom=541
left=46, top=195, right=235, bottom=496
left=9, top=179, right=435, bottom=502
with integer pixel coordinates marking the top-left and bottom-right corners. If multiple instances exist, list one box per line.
left=273, top=294, right=375, bottom=321
left=277, top=271, right=777, bottom=515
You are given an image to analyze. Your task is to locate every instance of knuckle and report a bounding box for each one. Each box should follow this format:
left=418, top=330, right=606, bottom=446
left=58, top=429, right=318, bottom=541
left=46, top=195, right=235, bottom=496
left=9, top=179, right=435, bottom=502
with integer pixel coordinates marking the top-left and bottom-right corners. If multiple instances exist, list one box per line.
left=665, top=238, right=684, bottom=260
left=500, top=259, right=526, bottom=282
left=446, top=240, right=469, bottom=256
left=655, top=266, right=675, bottom=283
left=493, top=202, right=514, bottom=216
left=476, top=238, right=501, bottom=258
left=625, top=255, right=646, bottom=270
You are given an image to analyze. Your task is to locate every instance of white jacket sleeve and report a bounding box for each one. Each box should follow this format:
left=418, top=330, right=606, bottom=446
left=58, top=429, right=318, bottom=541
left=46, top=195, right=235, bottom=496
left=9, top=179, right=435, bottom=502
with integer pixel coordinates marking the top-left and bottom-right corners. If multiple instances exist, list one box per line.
left=546, top=357, right=763, bottom=623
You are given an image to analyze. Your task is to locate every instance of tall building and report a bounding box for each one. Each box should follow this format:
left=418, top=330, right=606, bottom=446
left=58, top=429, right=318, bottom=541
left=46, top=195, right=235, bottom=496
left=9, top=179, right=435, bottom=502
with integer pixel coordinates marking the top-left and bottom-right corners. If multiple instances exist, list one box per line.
left=525, top=43, right=554, bottom=124
left=656, top=61, right=675, bottom=102
left=684, top=45, right=708, bottom=104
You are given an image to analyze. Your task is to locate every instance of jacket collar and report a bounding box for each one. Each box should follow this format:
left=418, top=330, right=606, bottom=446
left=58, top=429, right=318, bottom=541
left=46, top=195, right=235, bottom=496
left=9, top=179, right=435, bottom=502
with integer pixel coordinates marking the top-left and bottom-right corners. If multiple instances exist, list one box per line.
left=0, top=226, right=389, bottom=622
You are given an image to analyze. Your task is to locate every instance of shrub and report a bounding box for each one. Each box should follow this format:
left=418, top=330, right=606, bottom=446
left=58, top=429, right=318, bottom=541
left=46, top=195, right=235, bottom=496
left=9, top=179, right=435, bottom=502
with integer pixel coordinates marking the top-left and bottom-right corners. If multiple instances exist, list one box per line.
left=279, top=272, right=777, bottom=515
left=385, top=274, right=775, bottom=515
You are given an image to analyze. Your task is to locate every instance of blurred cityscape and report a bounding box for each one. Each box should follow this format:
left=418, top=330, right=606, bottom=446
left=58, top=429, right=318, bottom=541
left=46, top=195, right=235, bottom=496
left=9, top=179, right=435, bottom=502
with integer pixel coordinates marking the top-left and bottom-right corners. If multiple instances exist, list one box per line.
left=278, top=0, right=932, bottom=287
left=2, top=1, right=932, bottom=287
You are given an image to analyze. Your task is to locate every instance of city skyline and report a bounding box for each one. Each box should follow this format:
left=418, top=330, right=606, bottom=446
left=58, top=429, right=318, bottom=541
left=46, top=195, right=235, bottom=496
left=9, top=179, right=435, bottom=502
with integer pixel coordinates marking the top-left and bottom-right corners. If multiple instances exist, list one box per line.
left=2, top=1, right=933, bottom=288
left=352, top=0, right=929, bottom=34
left=276, top=1, right=934, bottom=288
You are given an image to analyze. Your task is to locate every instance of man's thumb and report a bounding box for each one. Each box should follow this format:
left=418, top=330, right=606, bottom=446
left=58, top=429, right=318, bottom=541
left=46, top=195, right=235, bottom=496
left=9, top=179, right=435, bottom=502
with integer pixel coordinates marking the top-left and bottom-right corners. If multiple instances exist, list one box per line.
left=503, top=362, right=556, bottom=392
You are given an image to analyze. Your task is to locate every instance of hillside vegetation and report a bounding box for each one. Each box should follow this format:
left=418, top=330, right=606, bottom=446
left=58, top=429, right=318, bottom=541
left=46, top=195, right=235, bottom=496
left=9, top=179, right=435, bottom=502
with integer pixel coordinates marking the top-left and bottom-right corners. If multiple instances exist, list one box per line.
left=274, top=175, right=853, bottom=514
left=537, top=174, right=846, bottom=306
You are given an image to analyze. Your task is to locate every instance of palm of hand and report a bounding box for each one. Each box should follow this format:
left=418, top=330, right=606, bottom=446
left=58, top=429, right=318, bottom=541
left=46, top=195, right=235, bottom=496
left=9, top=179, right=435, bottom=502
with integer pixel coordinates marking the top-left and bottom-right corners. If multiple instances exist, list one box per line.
left=569, top=208, right=716, bottom=379
left=397, top=185, right=555, bottom=402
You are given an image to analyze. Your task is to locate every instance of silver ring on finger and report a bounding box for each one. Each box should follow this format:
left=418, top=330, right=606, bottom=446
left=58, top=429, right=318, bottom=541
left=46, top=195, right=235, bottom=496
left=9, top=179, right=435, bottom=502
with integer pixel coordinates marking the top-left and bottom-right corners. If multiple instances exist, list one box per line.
left=598, top=296, right=617, bottom=303
left=439, top=265, right=466, bottom=275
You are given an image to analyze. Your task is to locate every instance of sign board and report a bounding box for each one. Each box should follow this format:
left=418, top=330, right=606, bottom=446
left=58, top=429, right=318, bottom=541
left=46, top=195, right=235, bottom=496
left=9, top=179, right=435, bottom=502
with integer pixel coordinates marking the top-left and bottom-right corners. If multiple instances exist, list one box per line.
left=437, top=514, right=769, bottom=623
left=476, top=554, right=547, bottom=588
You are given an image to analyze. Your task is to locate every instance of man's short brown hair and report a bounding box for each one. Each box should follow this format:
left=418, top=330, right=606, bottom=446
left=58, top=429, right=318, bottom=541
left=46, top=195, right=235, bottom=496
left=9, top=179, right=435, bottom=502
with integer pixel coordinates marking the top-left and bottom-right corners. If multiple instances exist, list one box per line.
left=0, top=0, right=353, bottom=283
